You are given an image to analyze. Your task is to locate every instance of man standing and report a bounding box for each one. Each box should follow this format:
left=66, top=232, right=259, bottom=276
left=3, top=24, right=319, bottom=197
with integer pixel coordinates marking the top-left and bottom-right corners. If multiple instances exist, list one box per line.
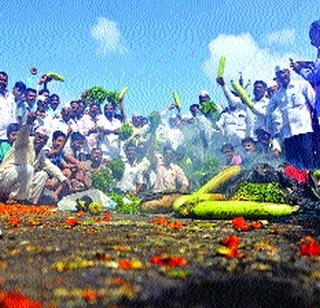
left=291, top=20, right=320, bottom=121
left=97, top=102, right=122, bottom=160
left=267, top=68, right=316, bottom=170
left=0, top=125, right=69, bottom=204
left=16, top=88, right=37, bottom=124
left=0, top=72, right=16, bottom=142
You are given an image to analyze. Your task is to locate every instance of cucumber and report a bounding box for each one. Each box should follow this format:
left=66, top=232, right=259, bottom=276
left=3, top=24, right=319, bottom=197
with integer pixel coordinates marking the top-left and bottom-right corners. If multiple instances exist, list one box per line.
left=185, top=201, right=299, bottom=219
left=173, top=193, right=226, bottom=212
left=195, top=165, right=241, bottom=194
left=117, top=86, right=129, bottom=101
left=217, top=56, right=226, bottom=78
left=46, top=72, right=65, bottom=82
left=231, top=82, right=254, bottom=109
left=173, top=91, right=182, bottom=111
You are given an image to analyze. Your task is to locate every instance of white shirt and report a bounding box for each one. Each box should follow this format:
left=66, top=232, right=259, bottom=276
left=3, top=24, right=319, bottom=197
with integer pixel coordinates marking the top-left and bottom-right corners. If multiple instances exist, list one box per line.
left=221, top=84, right=281, bottom=138
left=0, top=92, right=16, bottom=139
left=117, top=160, right=144, bottom=193
left=216, top=107, right=249, bottom=145
left=267, top=80, right=315, bottom=140
left=96, top=115, right=122, bottom=159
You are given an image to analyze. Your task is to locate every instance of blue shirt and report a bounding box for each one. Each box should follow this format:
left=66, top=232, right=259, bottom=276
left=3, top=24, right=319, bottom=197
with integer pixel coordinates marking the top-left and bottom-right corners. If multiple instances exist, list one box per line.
left=300, top=48, right=320, bottom=117
left=44, top=149, right=66, bottom=169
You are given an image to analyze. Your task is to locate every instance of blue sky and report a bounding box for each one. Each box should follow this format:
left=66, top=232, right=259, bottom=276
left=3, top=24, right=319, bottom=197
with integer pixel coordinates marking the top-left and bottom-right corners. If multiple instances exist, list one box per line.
left=1, top=0, right=320, bottom=116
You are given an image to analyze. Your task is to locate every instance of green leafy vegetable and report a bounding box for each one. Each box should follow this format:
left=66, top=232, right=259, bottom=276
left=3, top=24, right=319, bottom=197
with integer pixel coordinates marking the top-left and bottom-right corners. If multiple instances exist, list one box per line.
left=109, top=158, right=125, bottom=181
left=91, top=168, right=113, bottom=193
left=119, top=123, right=134, bottom=141
left=233, top=182, right=287, bottom=203
left=109, top=192, right=141, bottom=214
left=199, top=100, right=219, bottom=117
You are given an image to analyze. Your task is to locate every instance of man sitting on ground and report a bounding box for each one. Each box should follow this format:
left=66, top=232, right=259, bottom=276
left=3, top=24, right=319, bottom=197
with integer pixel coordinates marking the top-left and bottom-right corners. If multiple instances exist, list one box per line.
left=0, top=125, right=70, bottom=204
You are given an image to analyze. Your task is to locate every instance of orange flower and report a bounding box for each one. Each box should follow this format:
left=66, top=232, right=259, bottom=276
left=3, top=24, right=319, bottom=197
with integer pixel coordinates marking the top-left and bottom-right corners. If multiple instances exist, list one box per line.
left=6, top=216, right=21, bottom=228
left=251, top=221, right=262, bottom=229
left=222, top=235, right=240, bottom=249
left=82, top=289, right=97, bottom=302
left=232, top=217, right=249, bottom=231
left=299, top=236, right=320, bottom=256
left=113, top=277, right=124, bottom=285
left=150, top=217, right=168, bottom=226
left=220, top=235, right=243, bottom=259
left=64, top=218, right=78, bottom=228
left=103, top=211, right=111, bottom=222
left=118, top=259, right=132, bottom=269
left=168, top=220, right=183, bottom=229
left=150, top=255, right=188, bottom=267
left=0, top=291, right=42, bottom=308
left=0, top=204, right=55, bottom=216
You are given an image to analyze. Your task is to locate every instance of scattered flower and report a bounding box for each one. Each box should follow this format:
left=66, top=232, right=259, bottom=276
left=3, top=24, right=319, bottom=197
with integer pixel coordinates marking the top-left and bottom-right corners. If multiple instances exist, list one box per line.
left=150, top=255, right=187, bottom=267
left=64, top=218, right=78, bottom=228
left=299, top=236, right=320, bottom=257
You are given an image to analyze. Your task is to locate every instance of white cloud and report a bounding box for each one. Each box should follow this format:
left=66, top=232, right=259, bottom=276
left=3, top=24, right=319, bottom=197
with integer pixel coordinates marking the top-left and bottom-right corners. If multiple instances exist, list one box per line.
left=91, top=17, right=127, bottom=55
left=267, top=28, right=295, bottom=45
left=203, top=33, right=301, bottom=87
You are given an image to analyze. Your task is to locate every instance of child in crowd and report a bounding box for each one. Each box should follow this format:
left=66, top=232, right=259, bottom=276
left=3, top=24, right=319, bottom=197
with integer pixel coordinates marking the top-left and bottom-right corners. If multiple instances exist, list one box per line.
left=221, top=144, right=242, bottom=168
left=66, top=132, right=90, bottom=162
left=85, top=147, right=105, bottom=172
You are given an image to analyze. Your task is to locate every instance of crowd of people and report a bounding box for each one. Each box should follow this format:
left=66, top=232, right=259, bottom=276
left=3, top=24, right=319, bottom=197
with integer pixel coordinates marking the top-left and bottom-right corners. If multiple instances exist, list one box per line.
left=0, top=19, right=320, bottom=205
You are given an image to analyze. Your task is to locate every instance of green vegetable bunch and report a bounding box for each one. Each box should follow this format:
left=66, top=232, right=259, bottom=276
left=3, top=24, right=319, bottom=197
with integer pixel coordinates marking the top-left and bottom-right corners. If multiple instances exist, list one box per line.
left=119, top=123, right=134, bottom=141
left=85, top=86, right=119, bottom=106
left=313, top=169, right=320, bottom=177
left=91, top=168, right=113, bottom=193
left=109, top=158, right=125, bottom=181
left=199, top=100, right=219, bottom=117
left=85, top=86, right=109, bottom=105
left=233, top=182, right=287, bottom=203
left=109, top=192, right=141, bottom=214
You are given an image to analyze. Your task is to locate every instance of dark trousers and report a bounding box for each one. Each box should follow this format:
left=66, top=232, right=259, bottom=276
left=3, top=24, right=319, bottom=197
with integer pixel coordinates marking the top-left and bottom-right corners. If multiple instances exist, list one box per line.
left=284, top=132, right=317, bottom=170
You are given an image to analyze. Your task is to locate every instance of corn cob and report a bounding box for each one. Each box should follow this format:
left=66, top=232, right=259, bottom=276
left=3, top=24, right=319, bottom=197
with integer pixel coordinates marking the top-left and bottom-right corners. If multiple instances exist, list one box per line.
left=46, top=72, right=65, bottom=82
left=117, top=86, right=129, bottom=101
left=173, top=91, right=182, bottom=111
left=231, top=82, right=254, bottom=109
left=187, top=201, right=299, bottom=219
left=217, top=56, right=226, bottom=78
left=173, top=193, right=226, bottom=212
left=195, top=165, right=241, bottom=195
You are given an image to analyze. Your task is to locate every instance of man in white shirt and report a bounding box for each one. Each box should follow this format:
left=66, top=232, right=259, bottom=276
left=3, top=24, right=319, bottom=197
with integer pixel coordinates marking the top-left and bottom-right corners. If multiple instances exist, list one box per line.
left=0, top=125, right=69, bottom=204
left=152, top=144, right=189, bottom=193
left=267, top=68, right=316, bottom=170
left=117, top=141, right=144, bottom=195
left=0, top=72, right=16, bottom=142
left=97, top=102, right=122, bottom=160
left=216, top=77, right=282, bottom=140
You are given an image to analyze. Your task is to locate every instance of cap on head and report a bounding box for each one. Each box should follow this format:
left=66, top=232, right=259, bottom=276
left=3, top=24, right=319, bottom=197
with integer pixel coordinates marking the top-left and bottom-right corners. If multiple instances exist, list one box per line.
left=35, top=126, right=50, bottom=137
left=199, top=90, right=210, bottom=98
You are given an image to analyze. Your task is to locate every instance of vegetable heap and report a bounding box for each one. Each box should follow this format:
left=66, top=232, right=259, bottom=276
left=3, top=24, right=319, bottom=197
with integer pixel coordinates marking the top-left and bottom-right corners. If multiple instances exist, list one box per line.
left=109, top=192, right=141, bottom=214
left=173, top=166, right=298, bottom=219
left=119, top=123, right=134, bottom=141
left=232, top=182, right=287, bottom=203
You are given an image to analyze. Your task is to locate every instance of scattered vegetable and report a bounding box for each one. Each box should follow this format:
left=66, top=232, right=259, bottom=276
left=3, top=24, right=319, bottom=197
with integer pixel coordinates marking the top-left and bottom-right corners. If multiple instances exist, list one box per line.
left=232, top=81, right=254, bottom=109
left=195, top=165, right=241, bottom=194
left=217, top=56, right=226, bottom=78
